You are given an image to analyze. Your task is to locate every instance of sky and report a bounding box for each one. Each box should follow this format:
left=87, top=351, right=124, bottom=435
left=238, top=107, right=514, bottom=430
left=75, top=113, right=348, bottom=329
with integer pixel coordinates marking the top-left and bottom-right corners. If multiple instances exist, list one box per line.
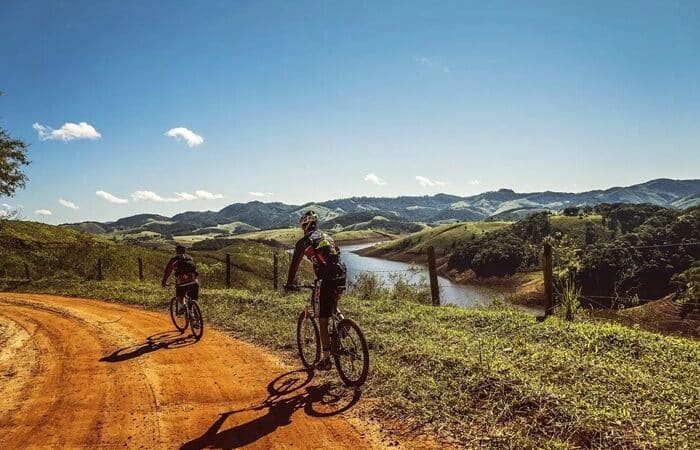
left=1, top=0, right=699, bottom=224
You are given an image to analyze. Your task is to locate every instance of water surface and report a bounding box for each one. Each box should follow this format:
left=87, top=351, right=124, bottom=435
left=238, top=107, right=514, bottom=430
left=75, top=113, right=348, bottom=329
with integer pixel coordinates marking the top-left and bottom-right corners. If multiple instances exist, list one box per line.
left=340, top=243, right=511, bottom=308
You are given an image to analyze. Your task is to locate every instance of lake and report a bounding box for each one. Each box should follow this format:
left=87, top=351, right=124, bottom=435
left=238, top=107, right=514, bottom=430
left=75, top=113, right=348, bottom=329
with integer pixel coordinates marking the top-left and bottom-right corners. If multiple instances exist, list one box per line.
left=340, top=243, right=513, bottom=308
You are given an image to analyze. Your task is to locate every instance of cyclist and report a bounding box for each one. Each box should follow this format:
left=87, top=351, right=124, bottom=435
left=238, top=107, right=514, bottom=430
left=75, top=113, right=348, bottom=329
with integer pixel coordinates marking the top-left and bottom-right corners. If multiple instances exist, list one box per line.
left=162, top=245, right=199, bottom=315
left=285, top=211, right=347, bottom=370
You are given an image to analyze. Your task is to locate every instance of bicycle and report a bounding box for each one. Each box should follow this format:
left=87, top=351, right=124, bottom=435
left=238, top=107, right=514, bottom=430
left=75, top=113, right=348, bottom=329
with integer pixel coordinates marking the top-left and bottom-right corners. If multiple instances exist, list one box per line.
left=294, top=281, right=369, bottom=387
left=166, top=284, right=204, bottom=341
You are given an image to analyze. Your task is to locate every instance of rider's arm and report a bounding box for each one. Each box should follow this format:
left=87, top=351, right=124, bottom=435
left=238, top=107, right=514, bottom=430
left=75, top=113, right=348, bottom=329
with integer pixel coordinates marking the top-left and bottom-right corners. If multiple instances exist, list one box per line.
left=285, top=238, right=307, bottom=288
left=162, top=258, right=176, bottom=287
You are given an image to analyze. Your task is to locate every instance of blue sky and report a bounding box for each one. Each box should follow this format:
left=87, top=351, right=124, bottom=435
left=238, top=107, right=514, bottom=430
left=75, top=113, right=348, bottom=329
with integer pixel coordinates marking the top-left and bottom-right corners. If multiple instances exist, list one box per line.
left=1, top=0, right=698, bottom=224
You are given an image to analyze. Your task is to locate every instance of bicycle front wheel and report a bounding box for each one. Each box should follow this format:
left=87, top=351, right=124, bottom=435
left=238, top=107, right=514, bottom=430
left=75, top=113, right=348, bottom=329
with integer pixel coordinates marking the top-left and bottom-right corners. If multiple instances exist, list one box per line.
left=189, top=301, right=204, bottom=341
left=296, top=311, right=320, bottom=368
left=333, top=318, right=369, bottom=387
left=170, top=297, right=188, bottom=332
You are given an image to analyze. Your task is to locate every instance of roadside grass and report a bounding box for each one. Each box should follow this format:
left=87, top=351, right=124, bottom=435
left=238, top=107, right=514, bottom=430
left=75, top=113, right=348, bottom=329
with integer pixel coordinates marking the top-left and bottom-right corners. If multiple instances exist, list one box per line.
left=4, top=279, right=699, bottom=449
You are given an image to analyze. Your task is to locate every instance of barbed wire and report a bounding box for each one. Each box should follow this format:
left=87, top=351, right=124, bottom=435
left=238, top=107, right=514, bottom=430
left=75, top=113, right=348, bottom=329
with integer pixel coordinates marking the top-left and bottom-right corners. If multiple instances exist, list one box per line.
left=346, top=267, right=417, bottom=274
left=553, top=240, right=700, bottom=253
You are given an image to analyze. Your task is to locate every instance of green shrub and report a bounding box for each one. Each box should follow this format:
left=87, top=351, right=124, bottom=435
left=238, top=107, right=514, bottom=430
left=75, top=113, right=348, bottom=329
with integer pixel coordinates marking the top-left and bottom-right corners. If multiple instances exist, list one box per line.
left=350, top=271, right=384, bottom=300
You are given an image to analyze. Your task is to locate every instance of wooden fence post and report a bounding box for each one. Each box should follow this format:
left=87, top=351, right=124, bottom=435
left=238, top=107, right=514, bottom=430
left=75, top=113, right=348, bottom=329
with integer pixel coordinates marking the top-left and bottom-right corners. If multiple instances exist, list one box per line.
left=138, top=257, right=143, bottom=281
left=24, top=263, right=30, bottom=280
left=543, top=242, right=554, bottom=317
left=97, top=258, right=103, bottom=281
left=273, top=252, right=279, bottom=290
left=226, top=253, right=231, bottom=288
left=427, top=246, right=440, bottom=306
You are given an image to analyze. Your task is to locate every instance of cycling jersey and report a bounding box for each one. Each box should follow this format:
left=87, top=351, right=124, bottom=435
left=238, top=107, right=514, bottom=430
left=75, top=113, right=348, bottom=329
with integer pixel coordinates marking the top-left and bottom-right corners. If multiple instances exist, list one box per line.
left=162, top=254, right=199, bottom=287
left=286, top=229, right=346, bottom=285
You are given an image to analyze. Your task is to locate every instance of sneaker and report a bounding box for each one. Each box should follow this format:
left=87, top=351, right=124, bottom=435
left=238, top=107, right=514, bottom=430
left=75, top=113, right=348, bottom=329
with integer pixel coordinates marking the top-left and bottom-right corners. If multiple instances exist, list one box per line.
left=316, top=357, right=333, bottom=371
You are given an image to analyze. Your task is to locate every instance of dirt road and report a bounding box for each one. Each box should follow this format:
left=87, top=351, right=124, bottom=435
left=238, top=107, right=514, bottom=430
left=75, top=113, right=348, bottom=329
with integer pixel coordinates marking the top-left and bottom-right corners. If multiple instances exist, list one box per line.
left=0, top=293, right=380, bottom=449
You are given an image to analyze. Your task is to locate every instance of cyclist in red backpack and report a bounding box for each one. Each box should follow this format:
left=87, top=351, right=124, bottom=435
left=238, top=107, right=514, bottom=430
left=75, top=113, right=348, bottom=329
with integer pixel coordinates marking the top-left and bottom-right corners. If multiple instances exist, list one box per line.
left=285, top=211, right=347, bottom=370
left=162, top=245, right=199, bottom=315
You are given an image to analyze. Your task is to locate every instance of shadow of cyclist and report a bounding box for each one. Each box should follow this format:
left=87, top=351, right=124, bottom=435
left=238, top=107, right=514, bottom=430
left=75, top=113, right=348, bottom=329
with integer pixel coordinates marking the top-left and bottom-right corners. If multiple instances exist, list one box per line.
left=180, top=369, right=362, bottom=449
left=99, top=330, right=196, bottom=363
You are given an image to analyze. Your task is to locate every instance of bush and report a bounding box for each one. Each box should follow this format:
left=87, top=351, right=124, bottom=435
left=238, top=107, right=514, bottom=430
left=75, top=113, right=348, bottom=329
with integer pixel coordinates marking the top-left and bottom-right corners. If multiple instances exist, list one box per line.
left=471, top=232, right=527, bottom=277
left=350, top=271, right=384, bottom=300
left=389, top=267, right=431, bottom=304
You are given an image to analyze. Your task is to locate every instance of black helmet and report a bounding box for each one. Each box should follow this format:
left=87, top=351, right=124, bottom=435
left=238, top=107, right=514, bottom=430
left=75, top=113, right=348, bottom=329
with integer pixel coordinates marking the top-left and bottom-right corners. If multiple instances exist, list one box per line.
left=299, top=210, right=318, bottom=233
left=176, top=245, right=186, bottom=255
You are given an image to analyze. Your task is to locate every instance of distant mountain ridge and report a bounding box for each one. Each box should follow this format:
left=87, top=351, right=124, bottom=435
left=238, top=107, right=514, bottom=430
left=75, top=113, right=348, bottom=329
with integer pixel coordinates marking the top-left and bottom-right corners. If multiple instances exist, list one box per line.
left=64, top=178, right=700, bottom=237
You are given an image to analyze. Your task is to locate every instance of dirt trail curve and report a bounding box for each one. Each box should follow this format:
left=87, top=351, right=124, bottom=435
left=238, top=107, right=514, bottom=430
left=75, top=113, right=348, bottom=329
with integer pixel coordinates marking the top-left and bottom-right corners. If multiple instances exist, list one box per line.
left=0, top=293, right=386, bottom=449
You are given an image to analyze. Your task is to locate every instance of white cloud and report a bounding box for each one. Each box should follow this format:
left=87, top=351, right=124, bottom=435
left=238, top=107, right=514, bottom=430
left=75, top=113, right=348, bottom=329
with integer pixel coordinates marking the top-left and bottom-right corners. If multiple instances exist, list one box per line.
left=416, top=175, right=448, bottom=187
left=131, top=189, right=224, bottom=202
left=195, top=190, right=224, bottom=200
left=364, top=173, right=387, bottom=186
left=470, top=180, right=481, bottom=185
left=413, top=56, right=451, bottom=73
left=249, top=192, right=274, bottom=197
left=96, top=190, right=129, bottom=204
left=34, top=209, right=52, bottom=216
left=131, top=190, right=171, bottom=202
left=165, top=127, right=204, bottom=147
left=175, top=192, right=198, bottom=201
left=33, top=122, right=101, bottom=141
left=58, top=198, right=79, bottom=210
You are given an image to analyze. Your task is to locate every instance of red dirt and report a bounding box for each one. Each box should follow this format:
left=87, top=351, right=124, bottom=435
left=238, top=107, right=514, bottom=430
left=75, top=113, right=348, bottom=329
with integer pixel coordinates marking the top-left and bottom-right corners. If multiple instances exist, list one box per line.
left=0, top=293, right=392, bottom=449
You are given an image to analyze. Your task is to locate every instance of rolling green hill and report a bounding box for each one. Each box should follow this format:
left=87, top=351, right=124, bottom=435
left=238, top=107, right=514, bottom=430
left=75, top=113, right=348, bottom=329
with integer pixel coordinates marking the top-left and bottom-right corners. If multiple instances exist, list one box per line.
left=0, top=220, right=284, bottom=289
left=361, top=221, right=511, bottom=261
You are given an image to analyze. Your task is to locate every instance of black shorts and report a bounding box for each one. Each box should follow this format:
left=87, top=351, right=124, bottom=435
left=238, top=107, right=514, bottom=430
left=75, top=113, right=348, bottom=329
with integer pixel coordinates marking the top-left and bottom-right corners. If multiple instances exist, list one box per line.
left=176, top=283, right=199, bottom=300
left=319, top=278, right=345, bottom=318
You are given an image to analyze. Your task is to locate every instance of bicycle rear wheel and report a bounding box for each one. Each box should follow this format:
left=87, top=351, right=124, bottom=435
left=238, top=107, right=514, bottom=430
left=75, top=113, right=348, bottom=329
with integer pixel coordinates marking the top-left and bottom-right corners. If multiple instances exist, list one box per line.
left=296, top=311, right=320, bottom=368
left=170, top=297, right=188, bottom=332
left=333, top=318, right=369, bottom=387
left=189, top=301, right=204, bottom=341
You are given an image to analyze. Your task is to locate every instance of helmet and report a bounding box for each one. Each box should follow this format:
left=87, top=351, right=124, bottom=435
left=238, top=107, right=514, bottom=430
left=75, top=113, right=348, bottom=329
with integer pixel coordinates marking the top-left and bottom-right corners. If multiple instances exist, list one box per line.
left=176, top=245, right=187, bottom=255
left=299, top=210, right=318, bottom=233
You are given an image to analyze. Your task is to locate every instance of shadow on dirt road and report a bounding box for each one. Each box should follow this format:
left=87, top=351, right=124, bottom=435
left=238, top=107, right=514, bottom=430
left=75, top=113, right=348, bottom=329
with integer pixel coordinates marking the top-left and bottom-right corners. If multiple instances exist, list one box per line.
left=100, top=330, right=197, bottom=363
left=180, top=369, right=362, bottom=449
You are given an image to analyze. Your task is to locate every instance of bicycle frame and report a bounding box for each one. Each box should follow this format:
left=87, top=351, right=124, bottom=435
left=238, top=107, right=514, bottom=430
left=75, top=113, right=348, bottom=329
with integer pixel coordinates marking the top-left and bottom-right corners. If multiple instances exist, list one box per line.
left=302, top=280, right=345, bottom=323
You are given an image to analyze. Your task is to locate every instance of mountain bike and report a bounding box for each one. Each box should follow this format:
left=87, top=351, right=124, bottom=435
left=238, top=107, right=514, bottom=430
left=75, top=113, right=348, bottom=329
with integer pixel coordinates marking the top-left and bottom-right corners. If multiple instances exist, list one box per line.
left=294, top=281, right=369, bottom=387
left=167, top=285, right=204, bottom=341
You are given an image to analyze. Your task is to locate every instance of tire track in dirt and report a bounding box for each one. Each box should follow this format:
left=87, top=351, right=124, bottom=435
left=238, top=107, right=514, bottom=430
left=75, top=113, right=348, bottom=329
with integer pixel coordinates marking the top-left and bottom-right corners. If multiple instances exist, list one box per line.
left=0, top=293, right=380, bottom=449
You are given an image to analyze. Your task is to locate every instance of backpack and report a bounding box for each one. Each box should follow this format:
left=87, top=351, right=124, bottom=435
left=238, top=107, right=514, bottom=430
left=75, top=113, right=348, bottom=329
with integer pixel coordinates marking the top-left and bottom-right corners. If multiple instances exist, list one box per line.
left=174, top=254, right=197, bottom=276
left=308, top=231, right=347, bottom=280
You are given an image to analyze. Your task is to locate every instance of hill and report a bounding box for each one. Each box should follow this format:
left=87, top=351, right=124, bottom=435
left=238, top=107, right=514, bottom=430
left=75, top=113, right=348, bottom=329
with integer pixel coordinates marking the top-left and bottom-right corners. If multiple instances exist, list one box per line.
left=64, top=178, right=700, bottom=243
left=0, top=220, right=285, bottom=289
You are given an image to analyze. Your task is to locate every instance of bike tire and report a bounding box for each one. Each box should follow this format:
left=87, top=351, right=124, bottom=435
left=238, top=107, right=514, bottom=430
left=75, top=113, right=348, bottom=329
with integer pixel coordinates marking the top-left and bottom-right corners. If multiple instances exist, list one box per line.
left=333, top=318, right=369, bottom=387
left=190, top=301, right=204, bottom=341
left=296, top=311, right=320, bottom=369
left=170, top=297, right=188, bottom=332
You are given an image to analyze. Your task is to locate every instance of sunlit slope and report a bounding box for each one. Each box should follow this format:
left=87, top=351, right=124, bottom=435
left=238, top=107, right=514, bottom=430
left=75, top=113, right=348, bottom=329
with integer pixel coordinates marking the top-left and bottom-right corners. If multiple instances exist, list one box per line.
left=0, top=220, right=279, bottom=288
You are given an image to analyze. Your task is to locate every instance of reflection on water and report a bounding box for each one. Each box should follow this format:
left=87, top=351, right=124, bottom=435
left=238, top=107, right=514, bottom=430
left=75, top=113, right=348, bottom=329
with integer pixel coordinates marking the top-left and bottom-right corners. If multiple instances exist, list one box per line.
left=340, top=243, right=512, bottom=308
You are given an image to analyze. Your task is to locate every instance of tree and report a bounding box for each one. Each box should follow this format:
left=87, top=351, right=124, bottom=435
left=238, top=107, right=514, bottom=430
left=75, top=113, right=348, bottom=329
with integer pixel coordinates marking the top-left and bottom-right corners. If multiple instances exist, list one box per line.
left=0, top=127, right=30, bottom=197
left=562, top=206, right=580, bottom=216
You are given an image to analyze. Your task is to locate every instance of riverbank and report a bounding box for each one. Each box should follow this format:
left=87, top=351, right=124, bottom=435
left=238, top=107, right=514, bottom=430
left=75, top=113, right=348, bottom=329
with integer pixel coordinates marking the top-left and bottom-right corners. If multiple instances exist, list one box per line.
left=357, top=245, right=547, bottom=308
left=343, top=243, right=510, bottom=308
